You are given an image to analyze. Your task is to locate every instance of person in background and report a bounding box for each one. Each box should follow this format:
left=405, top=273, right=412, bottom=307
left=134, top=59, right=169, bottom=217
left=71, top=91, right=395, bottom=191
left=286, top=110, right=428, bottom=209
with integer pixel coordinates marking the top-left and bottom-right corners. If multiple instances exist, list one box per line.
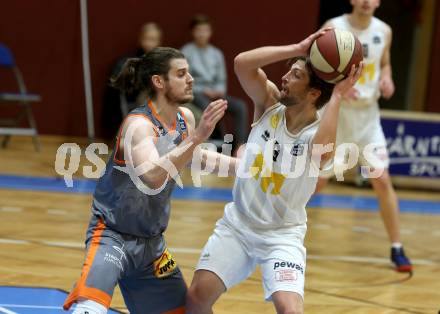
left=181, top=14, right=249, bottom=149
left=102, top=23, right=163, bottom=138
left=316, top=0, right=412, bottom=273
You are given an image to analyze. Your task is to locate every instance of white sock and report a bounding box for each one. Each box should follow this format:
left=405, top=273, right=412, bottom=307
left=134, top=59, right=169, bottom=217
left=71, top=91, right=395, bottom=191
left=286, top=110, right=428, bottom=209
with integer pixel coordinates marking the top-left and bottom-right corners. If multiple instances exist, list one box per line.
left=72, top=299, right=107, bottom=314
left=392, top=242, right=402, bottom=249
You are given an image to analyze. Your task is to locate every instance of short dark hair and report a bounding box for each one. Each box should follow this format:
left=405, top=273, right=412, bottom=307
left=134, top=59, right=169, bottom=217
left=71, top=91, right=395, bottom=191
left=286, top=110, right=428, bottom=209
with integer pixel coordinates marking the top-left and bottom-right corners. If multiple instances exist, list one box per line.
left=288, top=56, right=334, bottom=109
left=190, top=14, right=211, bottom=30
left=111, top=47, right=185, bottom=99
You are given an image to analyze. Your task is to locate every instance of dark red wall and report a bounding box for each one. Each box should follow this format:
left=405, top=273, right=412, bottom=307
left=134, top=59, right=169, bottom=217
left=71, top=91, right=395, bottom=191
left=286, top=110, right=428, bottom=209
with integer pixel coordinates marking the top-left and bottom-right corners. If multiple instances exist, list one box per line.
left=426, top=2, right=440, bottom=113
left=0, top=0, right=320, bottom=137
left=0, top=0, right=85, bottom=135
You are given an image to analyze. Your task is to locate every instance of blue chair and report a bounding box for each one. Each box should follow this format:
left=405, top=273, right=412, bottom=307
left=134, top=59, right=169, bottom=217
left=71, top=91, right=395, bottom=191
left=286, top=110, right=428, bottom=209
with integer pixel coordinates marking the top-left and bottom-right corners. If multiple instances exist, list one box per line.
left=0, top=43, right=41, bottom=151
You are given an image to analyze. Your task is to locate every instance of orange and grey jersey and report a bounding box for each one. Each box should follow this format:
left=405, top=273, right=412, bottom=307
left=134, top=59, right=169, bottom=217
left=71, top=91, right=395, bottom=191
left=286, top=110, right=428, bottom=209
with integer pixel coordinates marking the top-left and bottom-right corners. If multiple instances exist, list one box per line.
left=92, top=101, right=188, bottom=238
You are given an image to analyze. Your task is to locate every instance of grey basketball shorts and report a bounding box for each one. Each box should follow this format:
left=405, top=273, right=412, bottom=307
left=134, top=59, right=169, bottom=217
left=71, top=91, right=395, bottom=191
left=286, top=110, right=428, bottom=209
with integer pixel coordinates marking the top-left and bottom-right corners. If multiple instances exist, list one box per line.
left=64, top=215, right=187, bottom=314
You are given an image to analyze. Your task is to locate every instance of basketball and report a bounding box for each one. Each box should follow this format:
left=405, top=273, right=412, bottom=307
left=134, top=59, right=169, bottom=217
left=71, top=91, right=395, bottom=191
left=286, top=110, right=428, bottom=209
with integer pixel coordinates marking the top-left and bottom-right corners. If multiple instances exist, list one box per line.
left=309, top=28, right=363, bottom=83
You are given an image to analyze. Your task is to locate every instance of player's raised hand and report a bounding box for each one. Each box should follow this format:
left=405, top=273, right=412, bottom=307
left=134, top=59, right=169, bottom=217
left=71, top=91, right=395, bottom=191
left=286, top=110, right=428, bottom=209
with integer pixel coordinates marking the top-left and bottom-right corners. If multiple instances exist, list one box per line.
left=333, top=62, right=364, bottom=98
left=296, top=27, right=333, bottom=55
left=193, top=99, right=228, bottom=143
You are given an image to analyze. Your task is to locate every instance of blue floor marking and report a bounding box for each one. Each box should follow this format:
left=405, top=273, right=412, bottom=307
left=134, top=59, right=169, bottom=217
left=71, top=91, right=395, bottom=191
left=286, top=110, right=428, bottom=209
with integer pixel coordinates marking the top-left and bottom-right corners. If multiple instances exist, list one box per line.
left=0, top=174, right=95, bottom=193
left=172, top=186, right=233, bottom=202
left=0, top=286, right=121, bottom=313
left=307, top=194, right=440, bottom=214
left=0, top=174, right=439, bottom=214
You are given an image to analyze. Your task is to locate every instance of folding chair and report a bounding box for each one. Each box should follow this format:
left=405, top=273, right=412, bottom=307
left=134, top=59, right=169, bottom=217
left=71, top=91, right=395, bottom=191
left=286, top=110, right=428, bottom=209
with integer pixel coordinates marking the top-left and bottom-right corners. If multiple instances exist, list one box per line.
left=0, top=43, right=41, bottom=151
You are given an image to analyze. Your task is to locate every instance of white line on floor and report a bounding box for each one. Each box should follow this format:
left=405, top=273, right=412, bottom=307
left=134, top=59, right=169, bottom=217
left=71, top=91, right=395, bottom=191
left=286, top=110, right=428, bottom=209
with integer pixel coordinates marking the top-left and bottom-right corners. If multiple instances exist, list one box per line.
left=0, top=306, right=18, bottom=314
left=312, top=224, right=331, bottom=230
left=41, top=241, right=83, bottom=249
left=47, top=209, right=68, bottom=215
left=169, top=247, right=202, bottom=254
left=0, top=304, right=60, bottom=310
left=400, top=229, right=414, bottom=235
left=352, top=226, right=371, bottom=233
left=1, top=238, right=437, bottom=266
left=0, top=239, right=30, bottom=245
left=307, top=254, right=436, bottom=266
left=0, top=207, right=22, bottom=213
left=432, top=230, right=440, bottom=237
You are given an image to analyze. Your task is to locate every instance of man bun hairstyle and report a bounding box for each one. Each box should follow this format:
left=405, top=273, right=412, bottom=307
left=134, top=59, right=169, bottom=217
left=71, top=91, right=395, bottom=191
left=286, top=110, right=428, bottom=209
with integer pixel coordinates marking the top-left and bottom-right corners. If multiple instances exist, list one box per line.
left=111, top=47, right=185, bottom=99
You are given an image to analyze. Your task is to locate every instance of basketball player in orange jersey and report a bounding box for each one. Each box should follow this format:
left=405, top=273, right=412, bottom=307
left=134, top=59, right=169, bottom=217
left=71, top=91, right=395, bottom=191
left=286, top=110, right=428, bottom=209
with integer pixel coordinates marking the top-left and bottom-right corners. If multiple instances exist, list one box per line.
left=186, top=29, right=363, bottom=314
left=63, top=47, right=239, bottom=314
left=316, top=0, right=412, bottom=272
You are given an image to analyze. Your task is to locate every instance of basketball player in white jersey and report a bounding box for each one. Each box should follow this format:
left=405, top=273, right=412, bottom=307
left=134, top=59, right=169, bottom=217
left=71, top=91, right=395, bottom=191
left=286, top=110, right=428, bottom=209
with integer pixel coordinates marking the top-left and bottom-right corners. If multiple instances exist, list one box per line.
left=185, top=29, right=363, bottom=314
left=316, top=0, right=412, bottom=272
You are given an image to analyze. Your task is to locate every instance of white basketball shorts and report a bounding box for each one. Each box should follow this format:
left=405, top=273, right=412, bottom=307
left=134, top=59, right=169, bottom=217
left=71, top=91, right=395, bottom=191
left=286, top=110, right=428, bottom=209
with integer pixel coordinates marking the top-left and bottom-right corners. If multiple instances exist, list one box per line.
left=196, top=216, right=307, bottom=301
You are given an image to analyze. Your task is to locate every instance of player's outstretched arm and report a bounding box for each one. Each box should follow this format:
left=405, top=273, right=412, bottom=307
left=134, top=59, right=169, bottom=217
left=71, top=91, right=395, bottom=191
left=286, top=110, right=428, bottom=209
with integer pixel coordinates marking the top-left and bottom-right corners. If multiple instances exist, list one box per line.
left=125, top=100, right=228, bottom=189
left=311, top=63, right=364, bottom=168
left=181, top=107, right=239, bottom=177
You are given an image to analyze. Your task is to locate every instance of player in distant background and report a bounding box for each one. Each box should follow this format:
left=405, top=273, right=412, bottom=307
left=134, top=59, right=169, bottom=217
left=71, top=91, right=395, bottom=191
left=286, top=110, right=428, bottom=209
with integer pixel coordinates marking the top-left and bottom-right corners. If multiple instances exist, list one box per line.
left=186, top=28, right=363, bottom=314
left=316, top=0, right=412, bottom=272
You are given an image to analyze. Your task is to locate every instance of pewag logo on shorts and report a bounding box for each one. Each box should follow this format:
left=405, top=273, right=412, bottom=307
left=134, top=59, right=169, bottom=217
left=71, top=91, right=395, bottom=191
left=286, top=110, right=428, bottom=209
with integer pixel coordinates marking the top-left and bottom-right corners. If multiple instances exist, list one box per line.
left=153, top=248, right=177, bottom=278
left=273, top=261, right=304, bottom=274
left=273, top=260, right=304, bottom=283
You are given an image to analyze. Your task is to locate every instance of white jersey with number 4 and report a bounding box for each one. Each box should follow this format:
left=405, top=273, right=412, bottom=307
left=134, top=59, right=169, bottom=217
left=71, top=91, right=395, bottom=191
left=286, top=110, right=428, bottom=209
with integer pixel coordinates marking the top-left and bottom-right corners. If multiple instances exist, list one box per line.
left=330, top=14, right=388, bottom=106
left=224, top=103, right=320, bottom=230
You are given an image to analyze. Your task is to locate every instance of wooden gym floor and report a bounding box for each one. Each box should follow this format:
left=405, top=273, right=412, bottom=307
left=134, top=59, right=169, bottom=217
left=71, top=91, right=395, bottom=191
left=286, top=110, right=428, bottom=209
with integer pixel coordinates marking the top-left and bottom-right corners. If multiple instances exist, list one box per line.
left=0, top=136, right=439, bottom=313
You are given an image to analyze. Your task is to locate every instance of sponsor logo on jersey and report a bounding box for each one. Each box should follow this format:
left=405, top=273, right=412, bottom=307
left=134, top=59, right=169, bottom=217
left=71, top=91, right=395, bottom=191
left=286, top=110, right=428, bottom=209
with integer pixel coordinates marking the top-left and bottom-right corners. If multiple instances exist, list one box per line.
left=273, top=140, right=281, bottom=162
left=154, top=248, right=177, bottom=278
left=157, top=125, right=166, bottom=136
left=270, top=114, right=280, bottom=129
left=261, top=130, right=270, bottom=141
left=362, top=43, right=369, bottom=58
left=290, top=140, right=305, bottom=156
left=178, top=114, right=187, bottom=131
left=373, top=35, right=381, bottom=44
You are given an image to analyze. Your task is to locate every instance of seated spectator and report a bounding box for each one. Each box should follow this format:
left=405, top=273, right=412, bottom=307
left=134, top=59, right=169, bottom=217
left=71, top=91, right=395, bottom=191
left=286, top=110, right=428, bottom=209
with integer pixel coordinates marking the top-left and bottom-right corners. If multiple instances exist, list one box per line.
left=181, top=14, right=248, bottom=147
left=102, top=23, right=163, bottom=138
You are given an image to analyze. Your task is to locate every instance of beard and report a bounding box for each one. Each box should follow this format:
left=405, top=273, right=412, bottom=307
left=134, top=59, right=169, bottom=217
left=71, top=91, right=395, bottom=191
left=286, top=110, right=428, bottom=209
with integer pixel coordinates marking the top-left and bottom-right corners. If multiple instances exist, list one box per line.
left=280, top=88, right=309, bottom=107
left=164, top=86, right=194, bottom=105
left=279, top=94, right=300, bottom=107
